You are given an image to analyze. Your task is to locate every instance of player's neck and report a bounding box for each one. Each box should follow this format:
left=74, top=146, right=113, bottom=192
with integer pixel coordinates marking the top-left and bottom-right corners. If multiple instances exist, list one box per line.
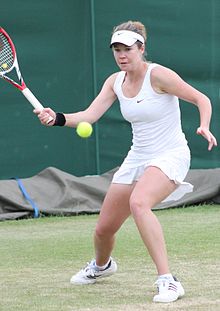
left=126, top=61, right=148, bottom=82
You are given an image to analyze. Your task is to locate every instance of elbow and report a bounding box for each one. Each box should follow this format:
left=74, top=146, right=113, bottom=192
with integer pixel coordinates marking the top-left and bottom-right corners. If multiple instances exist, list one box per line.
left=194, top=94, right=211, bottom=108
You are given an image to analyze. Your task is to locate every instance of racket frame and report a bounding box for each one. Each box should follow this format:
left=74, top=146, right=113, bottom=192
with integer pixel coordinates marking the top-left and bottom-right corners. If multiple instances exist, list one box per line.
left=0, top=27, right=53, bottom=116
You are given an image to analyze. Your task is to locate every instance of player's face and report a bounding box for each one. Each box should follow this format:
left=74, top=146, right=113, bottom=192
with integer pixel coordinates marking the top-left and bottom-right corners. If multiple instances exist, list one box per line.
left=112, top=43, right=144, bottom=71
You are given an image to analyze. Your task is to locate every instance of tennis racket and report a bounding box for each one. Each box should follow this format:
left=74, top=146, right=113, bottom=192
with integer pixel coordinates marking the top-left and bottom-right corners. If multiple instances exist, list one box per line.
left=0, top=27, right=53, bottom=122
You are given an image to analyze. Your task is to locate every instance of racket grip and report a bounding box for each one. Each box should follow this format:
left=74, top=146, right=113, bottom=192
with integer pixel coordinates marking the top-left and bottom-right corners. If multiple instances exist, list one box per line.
left=22, top=87, right=44, bottom=110
left=22, top=88, right=53, bottom=123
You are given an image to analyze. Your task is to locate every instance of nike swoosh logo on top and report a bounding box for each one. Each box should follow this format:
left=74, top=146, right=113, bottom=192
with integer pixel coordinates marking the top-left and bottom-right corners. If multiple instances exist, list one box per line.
left=137, top=99, right=144, bottom=103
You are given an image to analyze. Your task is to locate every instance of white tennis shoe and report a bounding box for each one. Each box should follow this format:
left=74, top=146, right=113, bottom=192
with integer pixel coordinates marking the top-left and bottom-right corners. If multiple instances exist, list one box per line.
left=70, top=258, right=117, bottom=285
left=153, top=276, right=185, bottom=303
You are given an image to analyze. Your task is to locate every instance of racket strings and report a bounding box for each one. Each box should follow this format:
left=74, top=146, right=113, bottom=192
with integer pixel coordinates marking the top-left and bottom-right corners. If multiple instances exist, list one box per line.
left=0, top=33, right=14, bottom=72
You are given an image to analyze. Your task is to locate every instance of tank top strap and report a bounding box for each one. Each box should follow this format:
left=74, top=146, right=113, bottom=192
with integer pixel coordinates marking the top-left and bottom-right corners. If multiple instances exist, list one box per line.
left=113, top=71, right=126, bottom=97
left=145, top=63, right=159, bottom=79
left=142, top=63, right=160, bottom=94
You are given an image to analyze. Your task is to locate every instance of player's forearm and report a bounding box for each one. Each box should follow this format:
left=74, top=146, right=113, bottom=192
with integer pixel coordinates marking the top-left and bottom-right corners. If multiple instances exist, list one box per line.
left=63, top=111, right=96, bottom=128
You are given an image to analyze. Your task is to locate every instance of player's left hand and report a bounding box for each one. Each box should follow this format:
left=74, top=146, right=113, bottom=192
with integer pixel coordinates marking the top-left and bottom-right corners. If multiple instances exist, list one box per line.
left=197, top=126, right=217, bottom=151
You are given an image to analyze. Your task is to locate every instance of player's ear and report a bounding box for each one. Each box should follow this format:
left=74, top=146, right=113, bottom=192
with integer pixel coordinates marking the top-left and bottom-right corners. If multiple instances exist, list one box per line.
left=140, top=44, right=145, bottom=54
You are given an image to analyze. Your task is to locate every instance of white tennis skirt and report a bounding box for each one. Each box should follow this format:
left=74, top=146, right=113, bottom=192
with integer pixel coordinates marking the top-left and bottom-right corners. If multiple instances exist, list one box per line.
left=112, top=147, right=193, bottom=202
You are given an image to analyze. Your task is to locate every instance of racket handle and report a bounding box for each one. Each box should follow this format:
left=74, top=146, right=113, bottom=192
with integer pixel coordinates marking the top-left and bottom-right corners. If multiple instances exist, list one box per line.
left=22, top=88, right=53, bottom=123
left=22, top=87, right=44, bottom=110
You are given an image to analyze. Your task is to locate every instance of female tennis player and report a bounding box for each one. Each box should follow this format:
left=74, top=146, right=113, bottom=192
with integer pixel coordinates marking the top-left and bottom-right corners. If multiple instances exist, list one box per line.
left=34, top=20, right=217, bottom=303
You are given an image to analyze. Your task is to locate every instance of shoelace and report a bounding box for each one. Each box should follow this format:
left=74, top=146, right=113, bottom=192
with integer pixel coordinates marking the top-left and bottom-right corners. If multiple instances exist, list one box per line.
left=154, top=278, right=178, bottom=294
left=84, top=261, right=97, bottom=277
left=154, top=279, right=166, bottom=286
left=155, top=279, right=169, bottom=292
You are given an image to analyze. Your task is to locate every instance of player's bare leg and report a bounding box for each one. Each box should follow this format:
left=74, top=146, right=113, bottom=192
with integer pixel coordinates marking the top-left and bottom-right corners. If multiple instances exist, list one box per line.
left=70, top=183, right=134, bottom=285
left=94, top=183, right=134, bottom=266
left=129, top=166, right=184, bottom=302
left=129, top=166, right=176, bottom=275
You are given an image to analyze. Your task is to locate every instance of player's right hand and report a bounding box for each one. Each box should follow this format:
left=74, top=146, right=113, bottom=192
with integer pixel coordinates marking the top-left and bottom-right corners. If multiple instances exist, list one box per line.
left=34, top=108, right=56, bottom=126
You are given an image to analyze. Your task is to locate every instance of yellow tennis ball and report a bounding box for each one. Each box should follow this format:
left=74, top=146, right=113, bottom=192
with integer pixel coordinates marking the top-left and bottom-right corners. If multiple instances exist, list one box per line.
left=76, top=122, right=93, bottom=138
left=1, top=63, right=8, bottom=69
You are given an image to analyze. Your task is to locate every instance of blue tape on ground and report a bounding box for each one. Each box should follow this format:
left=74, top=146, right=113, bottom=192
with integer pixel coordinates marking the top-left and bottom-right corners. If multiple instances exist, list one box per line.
left=14, top=178, right=39, bottom=218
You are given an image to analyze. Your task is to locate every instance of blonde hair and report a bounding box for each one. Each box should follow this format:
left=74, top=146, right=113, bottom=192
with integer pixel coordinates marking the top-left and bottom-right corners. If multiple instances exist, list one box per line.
left=112, top=21, right=147, bottom=44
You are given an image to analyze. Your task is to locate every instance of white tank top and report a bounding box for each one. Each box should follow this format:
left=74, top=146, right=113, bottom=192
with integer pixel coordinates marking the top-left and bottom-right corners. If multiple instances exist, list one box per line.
left=113, top=63, right=189, bottom=162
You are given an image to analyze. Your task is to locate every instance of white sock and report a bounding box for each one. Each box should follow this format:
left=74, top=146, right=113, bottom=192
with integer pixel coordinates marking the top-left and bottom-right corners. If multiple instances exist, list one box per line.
left=95, top=258, right=111, bottom=270
left=158, top=273, right=173, bottom=280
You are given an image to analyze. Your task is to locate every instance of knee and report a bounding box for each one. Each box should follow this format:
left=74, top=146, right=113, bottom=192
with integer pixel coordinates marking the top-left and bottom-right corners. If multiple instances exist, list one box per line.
left=129, top=195, right=151, bottom=218
left=95, top=222, right=115, bottom=239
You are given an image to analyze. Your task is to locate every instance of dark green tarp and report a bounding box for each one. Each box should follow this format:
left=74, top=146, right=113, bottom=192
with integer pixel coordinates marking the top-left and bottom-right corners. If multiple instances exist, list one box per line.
left=0, top=167, right=219, bottom=221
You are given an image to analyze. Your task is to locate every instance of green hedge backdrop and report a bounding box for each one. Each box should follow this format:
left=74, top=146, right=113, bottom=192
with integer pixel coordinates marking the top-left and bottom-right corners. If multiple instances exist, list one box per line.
left=1, top=0, right=219, bottom=179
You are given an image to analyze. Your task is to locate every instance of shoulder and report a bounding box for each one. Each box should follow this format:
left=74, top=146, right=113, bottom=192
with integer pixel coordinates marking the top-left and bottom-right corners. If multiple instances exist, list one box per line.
left=151, top=64, right=177, bottom=79
left=150, top=64, right=182, bottom=93
left=103, top=72, right=123, bottom=89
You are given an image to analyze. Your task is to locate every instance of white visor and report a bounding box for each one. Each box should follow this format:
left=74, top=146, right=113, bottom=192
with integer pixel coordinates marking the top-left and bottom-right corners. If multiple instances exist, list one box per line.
left=110, top=30, right=145, bottom=47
